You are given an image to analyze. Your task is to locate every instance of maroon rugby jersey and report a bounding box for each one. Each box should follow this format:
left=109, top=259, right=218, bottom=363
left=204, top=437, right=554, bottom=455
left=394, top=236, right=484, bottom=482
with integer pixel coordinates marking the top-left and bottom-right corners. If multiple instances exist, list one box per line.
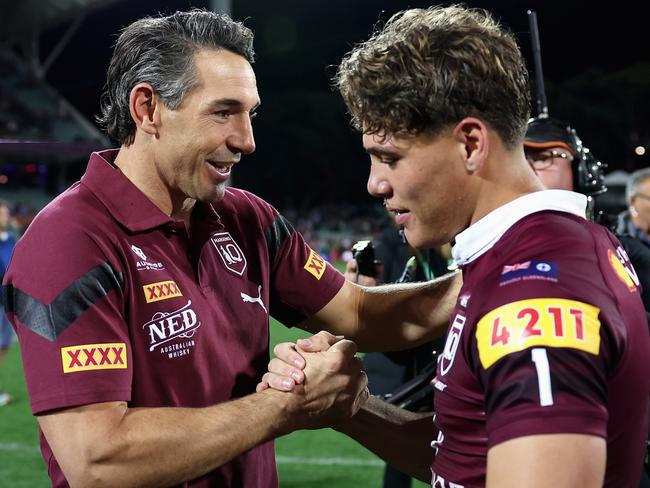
left=431, top=190, right=650, bottom=488
left=3, top=150, right=344, bottom=488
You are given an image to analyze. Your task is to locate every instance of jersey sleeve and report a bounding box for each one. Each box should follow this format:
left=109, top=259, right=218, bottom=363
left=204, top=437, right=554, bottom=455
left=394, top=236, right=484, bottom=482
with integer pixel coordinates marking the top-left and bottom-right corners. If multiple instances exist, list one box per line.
left=3, top=213, right=131, bottom=414
left=470, top=268, right=617, bottom=448
left=263, top=212, right=345, bottom=326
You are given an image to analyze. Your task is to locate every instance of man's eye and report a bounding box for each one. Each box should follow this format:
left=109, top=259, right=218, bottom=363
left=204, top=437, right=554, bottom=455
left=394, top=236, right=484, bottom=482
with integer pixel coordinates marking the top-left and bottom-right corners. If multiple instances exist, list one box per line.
left=381, top=157, right=398, bottom=166
left=214, top=110, right=231, bottom=119
left=250, top=111, right=258, bottom=120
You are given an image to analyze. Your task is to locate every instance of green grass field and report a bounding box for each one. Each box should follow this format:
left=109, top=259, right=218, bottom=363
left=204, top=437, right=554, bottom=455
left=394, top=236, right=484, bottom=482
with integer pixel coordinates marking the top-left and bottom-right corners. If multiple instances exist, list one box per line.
left=0, top=320, right=430, bottom=487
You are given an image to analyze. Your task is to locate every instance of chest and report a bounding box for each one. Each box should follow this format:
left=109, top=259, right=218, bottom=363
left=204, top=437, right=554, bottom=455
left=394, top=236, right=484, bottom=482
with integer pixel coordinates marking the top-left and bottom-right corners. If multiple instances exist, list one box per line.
left=118, top=226, right=272, bottom=404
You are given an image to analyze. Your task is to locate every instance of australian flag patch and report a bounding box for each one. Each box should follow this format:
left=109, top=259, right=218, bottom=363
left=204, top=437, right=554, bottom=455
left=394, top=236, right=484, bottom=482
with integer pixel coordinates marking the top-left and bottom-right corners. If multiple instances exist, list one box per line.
left=499, top=260, right=559, bottom=286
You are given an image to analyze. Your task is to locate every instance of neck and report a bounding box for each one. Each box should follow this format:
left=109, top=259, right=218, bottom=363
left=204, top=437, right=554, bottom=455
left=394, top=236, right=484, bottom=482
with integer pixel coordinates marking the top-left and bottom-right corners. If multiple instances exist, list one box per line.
left=469, top=144, right=544, bottom=225
left=113, top=143, right=195, bottom=227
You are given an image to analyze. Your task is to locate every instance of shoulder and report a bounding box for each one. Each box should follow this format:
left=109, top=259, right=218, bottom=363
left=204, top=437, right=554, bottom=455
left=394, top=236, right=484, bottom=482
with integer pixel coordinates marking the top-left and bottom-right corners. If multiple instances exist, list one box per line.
left=466, top=212, right=618, bottom=319
left=25, top=181, right=112, bottom=235
left=216, top=188, right=295, bottom=240
left=501, top=211, right=598, bottom=256
left=217, top=188, right=279, bottom=224
left=9, top=183, right=121, bottom=296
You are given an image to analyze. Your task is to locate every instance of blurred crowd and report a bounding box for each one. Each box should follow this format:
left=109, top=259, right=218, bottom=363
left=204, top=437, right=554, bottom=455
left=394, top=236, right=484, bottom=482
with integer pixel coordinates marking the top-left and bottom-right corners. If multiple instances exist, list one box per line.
left=282, top=203, right=392, bottom=263
left=0, top=199, right=39, bottom=236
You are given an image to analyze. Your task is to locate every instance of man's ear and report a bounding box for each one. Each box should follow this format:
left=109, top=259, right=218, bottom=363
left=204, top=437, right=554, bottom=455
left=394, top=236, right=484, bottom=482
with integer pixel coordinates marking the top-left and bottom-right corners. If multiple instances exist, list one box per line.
left=129, top=83, right=159, bottom=137
left=452, top=117, right=489, bottom=173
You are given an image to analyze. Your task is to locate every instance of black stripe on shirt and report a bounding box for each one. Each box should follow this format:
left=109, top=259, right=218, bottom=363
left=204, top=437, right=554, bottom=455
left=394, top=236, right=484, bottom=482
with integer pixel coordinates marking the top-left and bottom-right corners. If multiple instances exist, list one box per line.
left=4, top=262, right=124, bottom=342
left=265, top=214, right=294, bottom=265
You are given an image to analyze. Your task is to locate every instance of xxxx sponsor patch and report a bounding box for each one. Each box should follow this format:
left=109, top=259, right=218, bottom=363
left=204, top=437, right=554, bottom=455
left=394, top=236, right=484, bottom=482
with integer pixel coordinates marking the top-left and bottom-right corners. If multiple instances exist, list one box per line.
left=143, top=280, right=182, bottom=303
left=475, top=298, right=600, bottom=369
left=304, top=249, right=326, bottom=280
left=61, top=343, right=127, bottom=373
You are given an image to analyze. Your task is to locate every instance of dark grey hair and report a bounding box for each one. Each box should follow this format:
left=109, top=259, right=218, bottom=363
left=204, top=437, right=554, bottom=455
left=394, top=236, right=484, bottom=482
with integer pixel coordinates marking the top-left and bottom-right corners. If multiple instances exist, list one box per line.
left=626, top=167, right=650, bottom=203
left=97, top=9, right=255, bottom=146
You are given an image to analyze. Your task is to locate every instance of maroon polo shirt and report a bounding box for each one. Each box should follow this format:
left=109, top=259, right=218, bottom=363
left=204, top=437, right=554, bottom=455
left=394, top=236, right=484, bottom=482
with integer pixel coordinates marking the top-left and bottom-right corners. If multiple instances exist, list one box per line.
left=431, top=207, right=650, bottom=487
left=3, top=149, right=344, bottom=488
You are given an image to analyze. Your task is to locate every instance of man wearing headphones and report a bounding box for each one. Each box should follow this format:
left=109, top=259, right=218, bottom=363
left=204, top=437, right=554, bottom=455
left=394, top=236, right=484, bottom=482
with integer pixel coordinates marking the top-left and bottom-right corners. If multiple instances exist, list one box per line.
left=524, top=117, right=650, bottom=488
left=523, top=116, right=650, bottom=322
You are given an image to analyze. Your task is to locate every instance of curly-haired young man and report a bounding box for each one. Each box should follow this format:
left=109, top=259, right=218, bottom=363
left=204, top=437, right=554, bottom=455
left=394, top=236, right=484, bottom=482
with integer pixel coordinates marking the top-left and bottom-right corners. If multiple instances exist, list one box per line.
left=266, top=6, right=650, bottom=487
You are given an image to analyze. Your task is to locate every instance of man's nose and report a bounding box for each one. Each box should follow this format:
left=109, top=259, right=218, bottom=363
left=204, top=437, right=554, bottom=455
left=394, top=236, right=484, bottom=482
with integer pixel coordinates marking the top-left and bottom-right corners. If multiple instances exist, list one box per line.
left=228, top=114, right=256, bottom=155
left=367, top=163, right=392, bottom=198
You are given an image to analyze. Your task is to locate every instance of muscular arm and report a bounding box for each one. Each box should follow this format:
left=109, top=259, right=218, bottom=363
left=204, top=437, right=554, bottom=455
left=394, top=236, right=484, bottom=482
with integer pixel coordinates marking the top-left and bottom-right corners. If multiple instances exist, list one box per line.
left=300, top=270, right=461, bottom=351
left=39, top=340, right=368, bottom=488
left=39, top=392, right=292, bottom=488
left=486, top=434, right=606, bottom=488
left=334, top=395, right=434, bottom=482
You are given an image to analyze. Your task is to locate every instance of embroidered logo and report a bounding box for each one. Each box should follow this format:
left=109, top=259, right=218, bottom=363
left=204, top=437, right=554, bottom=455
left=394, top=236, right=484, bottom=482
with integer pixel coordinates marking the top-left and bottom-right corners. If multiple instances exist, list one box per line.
left=143, top=280, right=182, bottom=303
left=211, top=232, right=247, bottom=276
left=131, top=245, right=147, bottom=261
left=141, top=300, right=201, bottom=357
left=438, top=314, right=465, bottom=376
left=304, top=249, right=326, bottom=280
left=61, top=343, right=127, bottom=373
left=130, top=244, right=165, bottom=271
left=240, top=285, right=267, bottom=313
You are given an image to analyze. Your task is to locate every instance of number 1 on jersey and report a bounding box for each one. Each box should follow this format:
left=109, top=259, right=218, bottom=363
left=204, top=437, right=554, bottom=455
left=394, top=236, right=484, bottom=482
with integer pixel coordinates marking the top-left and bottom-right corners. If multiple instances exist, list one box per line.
left=531, top=348, right=554, bottom=406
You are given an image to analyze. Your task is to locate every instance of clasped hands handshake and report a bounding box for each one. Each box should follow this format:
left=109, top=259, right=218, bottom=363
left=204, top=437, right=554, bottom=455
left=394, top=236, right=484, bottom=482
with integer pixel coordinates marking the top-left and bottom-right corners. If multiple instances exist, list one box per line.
left=257, top=330, right=370, bottom=429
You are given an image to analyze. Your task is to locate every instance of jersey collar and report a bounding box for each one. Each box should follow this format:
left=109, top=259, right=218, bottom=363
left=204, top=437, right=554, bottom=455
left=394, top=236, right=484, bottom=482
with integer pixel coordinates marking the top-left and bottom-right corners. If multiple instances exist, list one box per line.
left=81, top=149, right=175, bottom=232
left=451, top=190, right=587, bottom=267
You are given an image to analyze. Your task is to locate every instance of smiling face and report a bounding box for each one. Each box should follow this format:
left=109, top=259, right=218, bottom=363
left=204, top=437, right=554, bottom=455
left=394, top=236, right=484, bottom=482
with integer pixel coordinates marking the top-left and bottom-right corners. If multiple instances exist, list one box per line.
left=363, top=130, right=476, bottom=248
left=151, top=48, right=260, bottom=206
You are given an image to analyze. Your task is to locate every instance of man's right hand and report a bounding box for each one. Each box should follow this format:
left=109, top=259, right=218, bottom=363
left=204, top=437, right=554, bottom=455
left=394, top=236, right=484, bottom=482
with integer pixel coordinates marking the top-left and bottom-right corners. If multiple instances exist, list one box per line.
left=257, top=331, right=369, bottom=429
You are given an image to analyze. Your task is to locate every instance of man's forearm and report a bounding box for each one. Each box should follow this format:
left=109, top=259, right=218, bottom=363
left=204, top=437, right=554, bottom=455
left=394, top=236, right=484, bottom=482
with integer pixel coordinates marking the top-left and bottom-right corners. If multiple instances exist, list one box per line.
left=334, top=395, right=435, bottom=482
left=303, top=271, right=461, bottom=352
left=356, top=270, right=461, bottom=350
left=40, top=389, right=302, bottom=488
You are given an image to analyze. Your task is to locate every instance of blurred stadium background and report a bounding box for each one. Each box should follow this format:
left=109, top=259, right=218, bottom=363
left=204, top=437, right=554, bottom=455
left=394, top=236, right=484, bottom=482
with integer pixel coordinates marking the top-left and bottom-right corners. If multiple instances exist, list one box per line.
left=0, top=0, right=648, bottom=485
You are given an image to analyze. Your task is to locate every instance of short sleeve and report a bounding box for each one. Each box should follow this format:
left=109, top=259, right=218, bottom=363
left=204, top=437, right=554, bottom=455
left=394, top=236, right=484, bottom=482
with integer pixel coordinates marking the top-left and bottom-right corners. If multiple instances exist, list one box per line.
left=3, top=215, right=132, bottom=414
left=264, top=213, right=345, bottom=326
left=470, top=276, right=613, bottom=448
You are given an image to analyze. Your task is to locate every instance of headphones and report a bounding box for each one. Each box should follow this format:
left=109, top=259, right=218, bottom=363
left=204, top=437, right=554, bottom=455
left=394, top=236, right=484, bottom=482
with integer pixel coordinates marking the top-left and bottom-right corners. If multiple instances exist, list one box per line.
left=569, top=127, right=607, bottom=197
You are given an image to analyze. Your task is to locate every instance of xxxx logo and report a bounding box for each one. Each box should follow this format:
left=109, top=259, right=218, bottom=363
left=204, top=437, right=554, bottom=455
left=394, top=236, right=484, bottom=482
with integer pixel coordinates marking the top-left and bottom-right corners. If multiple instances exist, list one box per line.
left=61, top=343, right=127, bottom=373
left=143, top=280, right=182, bottom=303
left=304, top=249, right=326, bottom=280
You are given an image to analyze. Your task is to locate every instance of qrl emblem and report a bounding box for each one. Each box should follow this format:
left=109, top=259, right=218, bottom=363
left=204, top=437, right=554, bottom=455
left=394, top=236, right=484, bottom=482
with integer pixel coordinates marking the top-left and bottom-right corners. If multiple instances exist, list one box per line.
left=211, top=232, right=247, bottom=276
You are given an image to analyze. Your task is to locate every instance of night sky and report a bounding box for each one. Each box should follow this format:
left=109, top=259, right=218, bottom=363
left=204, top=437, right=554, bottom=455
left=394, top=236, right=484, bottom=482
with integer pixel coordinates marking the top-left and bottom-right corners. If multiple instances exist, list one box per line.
left=40, top=0, right=650, bottom=209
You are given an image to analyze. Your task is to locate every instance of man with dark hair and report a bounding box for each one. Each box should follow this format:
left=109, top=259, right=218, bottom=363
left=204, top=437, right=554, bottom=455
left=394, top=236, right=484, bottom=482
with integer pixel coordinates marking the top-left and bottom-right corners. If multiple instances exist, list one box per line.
left=2, top=9, right=461, bottom=488
left=264, top=5, right=650, bottom=487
